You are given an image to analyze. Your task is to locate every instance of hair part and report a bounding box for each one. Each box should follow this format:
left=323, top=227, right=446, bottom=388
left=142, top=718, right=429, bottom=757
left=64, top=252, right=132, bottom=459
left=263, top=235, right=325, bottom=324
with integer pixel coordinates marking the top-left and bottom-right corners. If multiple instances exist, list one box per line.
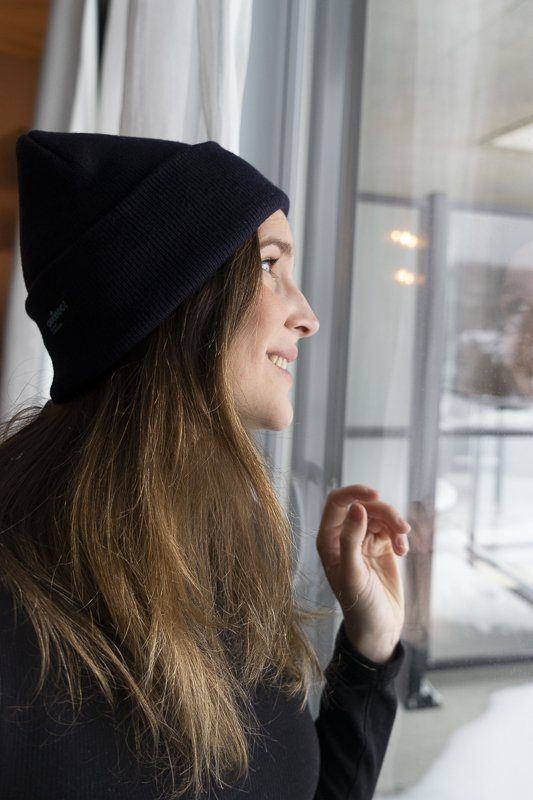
left=0, top=231, right=329, bottom=799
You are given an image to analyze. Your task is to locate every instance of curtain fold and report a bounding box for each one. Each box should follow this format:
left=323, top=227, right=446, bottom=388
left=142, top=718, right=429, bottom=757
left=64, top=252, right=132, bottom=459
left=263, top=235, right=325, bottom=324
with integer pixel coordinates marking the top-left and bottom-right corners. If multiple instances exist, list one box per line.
left=119, top=0, right=251, bottom=148
left=97, top=0, right=129, bottom=134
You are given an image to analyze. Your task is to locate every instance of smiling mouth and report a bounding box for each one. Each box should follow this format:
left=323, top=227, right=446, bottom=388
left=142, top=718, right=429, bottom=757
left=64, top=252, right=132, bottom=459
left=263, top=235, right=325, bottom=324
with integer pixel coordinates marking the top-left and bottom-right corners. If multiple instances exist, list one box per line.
left=267, top=356, right=292, bottom=380
left=267, top=354, right=288, bottom=369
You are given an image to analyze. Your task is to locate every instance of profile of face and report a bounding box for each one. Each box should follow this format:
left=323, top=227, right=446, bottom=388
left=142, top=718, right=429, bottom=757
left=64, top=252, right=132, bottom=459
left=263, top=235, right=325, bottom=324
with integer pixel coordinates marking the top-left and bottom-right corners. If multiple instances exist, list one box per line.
left=227, top=209, right=320, bottom=431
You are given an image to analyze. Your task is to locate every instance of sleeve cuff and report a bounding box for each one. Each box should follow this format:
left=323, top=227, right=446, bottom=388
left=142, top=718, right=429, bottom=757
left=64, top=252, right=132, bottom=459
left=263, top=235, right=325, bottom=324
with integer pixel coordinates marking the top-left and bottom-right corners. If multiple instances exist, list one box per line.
left=328, top=621, right=405, bottom=686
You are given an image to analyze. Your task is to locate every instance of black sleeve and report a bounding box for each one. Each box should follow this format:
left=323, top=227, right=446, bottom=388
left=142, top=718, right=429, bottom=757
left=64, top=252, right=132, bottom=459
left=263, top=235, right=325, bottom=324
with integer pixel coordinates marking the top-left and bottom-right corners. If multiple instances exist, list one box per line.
left=313, top=621, right=404, bottom=800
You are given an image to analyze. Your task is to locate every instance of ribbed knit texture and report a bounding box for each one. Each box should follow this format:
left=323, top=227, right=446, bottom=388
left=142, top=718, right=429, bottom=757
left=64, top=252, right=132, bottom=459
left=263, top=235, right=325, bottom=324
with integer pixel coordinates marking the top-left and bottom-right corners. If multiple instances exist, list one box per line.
left=15, top=130, right=290, bottom=403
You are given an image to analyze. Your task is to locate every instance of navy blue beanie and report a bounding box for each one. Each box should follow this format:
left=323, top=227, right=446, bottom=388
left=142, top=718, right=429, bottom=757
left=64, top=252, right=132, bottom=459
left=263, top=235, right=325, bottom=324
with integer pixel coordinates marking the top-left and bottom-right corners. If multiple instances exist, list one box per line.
left=15, top=130, right=290, bottom=404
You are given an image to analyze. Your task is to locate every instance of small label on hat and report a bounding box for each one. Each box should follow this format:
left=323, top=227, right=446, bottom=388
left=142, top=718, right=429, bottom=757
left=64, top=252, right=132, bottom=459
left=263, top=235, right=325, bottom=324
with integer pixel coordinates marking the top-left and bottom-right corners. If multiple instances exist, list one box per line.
left=47, top=300, right=68, bottom=335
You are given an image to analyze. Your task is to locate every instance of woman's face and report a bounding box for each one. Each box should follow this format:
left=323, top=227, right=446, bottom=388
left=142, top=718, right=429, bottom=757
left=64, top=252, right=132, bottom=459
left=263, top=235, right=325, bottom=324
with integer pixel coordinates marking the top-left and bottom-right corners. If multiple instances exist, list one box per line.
left=227, top=209, right=320, bottom=431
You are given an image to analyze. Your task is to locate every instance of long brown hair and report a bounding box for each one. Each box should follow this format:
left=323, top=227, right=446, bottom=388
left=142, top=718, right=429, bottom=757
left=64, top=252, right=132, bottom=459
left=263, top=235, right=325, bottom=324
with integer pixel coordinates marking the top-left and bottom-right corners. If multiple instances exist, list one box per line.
left=0, top=230, right=326, bottom=798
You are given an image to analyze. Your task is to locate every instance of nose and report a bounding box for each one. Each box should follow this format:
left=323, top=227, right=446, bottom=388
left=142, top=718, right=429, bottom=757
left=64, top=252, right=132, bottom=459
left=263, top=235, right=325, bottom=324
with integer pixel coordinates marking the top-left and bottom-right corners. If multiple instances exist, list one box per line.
left=288, top=289, right=320, bottom=339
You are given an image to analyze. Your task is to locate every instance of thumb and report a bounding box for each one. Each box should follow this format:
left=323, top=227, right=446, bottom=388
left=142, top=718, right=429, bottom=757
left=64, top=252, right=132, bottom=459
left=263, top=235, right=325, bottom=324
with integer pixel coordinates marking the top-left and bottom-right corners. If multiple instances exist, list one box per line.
left=339, top=502, right=367, bottom=568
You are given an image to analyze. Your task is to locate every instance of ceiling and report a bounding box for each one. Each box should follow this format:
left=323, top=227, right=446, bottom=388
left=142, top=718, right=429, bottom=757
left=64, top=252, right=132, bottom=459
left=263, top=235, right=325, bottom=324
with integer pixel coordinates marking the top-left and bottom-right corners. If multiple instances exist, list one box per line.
left=360, top=0, right=533, bottom=212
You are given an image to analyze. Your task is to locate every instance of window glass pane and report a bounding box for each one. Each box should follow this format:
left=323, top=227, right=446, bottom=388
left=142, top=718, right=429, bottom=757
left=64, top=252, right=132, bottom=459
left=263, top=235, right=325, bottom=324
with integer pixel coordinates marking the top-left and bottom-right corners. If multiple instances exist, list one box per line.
left=348, top=1, right=533, bottom=795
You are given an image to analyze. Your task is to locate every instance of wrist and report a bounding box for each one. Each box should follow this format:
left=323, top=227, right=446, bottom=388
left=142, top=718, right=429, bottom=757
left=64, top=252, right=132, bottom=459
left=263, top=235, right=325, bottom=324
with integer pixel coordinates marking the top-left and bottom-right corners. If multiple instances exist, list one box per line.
left=343, top=623, right=401, bottom=664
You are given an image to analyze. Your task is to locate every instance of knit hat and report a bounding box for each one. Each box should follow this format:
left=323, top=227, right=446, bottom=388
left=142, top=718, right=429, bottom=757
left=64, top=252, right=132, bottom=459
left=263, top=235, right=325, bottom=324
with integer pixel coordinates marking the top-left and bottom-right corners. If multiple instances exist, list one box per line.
left=15, top=130, right=290, bottom=404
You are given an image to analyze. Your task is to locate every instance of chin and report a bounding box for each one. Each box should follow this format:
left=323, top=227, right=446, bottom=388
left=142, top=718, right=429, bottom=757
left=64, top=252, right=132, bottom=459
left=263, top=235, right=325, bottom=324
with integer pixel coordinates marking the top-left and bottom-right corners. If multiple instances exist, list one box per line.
left=264, top=407, right=294, bottom=431
left=246, top=406, right=294, bottom=432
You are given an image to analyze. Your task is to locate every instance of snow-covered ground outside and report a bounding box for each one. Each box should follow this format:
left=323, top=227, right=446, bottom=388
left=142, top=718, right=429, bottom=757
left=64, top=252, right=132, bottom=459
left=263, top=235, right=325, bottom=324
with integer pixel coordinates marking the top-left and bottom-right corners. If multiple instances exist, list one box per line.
left=429, top=473, right=533, bottom=658
left=431, top=550, right=533, bottom=635
left=380, top=471, right=533, bottom=796
left=386, top=681, right=533, bottom=799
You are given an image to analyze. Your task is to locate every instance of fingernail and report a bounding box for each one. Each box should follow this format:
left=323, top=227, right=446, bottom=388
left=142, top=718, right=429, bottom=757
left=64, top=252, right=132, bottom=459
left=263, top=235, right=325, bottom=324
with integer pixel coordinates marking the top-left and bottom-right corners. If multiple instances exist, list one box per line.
left=396, top=536, right=409, bottom=552
left=350, top=502, right=363, bottom=519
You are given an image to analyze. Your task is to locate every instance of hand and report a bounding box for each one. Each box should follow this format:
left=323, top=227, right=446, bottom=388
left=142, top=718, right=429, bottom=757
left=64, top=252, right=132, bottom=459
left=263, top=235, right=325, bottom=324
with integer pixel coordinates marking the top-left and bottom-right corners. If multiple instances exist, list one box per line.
left=316, top=484, right=410, bottom=663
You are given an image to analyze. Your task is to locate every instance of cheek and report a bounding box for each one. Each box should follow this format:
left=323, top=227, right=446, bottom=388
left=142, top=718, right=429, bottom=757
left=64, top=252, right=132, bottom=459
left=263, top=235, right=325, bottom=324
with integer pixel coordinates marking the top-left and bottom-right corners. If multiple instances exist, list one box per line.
left=256, top=289, right=286, bottom=331
left=231, top=290, right=286, bottom=371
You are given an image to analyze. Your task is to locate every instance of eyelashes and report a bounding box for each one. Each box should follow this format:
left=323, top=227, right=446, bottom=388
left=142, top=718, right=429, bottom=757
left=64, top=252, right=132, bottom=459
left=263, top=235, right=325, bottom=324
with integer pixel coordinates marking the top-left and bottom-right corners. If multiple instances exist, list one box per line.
left=261, top=257, right=279, bottom=279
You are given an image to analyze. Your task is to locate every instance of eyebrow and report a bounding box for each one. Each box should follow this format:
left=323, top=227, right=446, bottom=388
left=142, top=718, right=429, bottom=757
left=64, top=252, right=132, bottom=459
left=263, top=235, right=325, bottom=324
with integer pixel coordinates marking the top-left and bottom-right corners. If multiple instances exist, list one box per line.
left=258, top=236, right=295, bottom=259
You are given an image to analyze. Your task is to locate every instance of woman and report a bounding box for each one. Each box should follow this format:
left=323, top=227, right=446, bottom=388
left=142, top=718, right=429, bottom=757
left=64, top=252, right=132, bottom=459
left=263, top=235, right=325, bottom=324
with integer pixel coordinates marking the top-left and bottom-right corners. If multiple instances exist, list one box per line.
left=0, top=130, right=410, bottom=799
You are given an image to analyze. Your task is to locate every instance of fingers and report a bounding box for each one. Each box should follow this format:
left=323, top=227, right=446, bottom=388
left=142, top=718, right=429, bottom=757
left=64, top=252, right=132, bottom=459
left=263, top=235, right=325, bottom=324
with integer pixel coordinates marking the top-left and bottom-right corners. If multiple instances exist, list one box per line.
left=363, top=499, right=411, bottom=533
left=320, top=485, right=380, bottom=530
left=365, top=522, right=410, bottom=556
left=331, top=485, right=380, bottom=505
left=367, top=516, right=410, bottom=536
left=327, top=488, right=408, bottom=534
left=367, top=518, right=410, bottom=556
left=319, top=485, right=411, bottom=558
left=344, top=503, right=408, bottom=557
left=393, top=532, right=410, bottom=555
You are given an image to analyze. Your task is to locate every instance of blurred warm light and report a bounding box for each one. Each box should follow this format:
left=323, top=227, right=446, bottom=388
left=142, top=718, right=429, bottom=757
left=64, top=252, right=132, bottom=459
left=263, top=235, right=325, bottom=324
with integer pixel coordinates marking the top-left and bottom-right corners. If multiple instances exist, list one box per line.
left=389, top=229, right=420, bottom=248
left=394, top=268, right=425, bottom=286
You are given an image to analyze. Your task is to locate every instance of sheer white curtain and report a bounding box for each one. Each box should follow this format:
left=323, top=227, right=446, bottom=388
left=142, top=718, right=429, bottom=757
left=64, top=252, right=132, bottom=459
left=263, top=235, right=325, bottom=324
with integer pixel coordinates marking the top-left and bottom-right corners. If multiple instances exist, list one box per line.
left=0, top=0, right=98, bottom=419
left=115, top=0, right=251, bottom=148
left=0, top=0, right=252, bottom=420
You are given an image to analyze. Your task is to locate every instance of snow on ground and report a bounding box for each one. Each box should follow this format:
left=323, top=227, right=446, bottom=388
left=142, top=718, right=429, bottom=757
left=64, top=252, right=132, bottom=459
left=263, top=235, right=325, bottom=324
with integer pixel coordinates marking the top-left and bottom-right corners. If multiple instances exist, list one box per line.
left=388, top=682, right=533, bottom=799
left=431, top=550, right=533, bottom=634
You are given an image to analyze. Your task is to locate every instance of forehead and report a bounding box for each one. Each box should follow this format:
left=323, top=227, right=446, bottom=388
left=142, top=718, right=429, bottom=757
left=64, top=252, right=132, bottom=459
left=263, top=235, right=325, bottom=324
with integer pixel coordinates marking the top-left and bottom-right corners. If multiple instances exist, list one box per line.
left=257, top=209, right=293, bottom=246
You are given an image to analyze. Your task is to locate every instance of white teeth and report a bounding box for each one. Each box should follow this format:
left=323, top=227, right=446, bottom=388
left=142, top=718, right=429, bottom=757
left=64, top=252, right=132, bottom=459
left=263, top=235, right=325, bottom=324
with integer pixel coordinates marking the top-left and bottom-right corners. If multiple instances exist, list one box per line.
left=268, top=354, right=288, bottom=370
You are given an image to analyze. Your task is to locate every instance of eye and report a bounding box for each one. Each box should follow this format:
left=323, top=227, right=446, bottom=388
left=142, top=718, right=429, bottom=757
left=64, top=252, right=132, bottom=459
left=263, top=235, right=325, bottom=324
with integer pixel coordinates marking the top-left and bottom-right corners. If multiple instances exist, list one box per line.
left=261, top=257, right=279, bottom=280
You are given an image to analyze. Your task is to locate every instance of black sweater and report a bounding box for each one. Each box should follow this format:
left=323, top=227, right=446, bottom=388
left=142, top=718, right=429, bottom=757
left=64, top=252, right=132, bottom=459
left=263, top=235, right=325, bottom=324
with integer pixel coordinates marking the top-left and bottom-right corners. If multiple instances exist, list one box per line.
left=0, top=582, right=403, bottom=799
